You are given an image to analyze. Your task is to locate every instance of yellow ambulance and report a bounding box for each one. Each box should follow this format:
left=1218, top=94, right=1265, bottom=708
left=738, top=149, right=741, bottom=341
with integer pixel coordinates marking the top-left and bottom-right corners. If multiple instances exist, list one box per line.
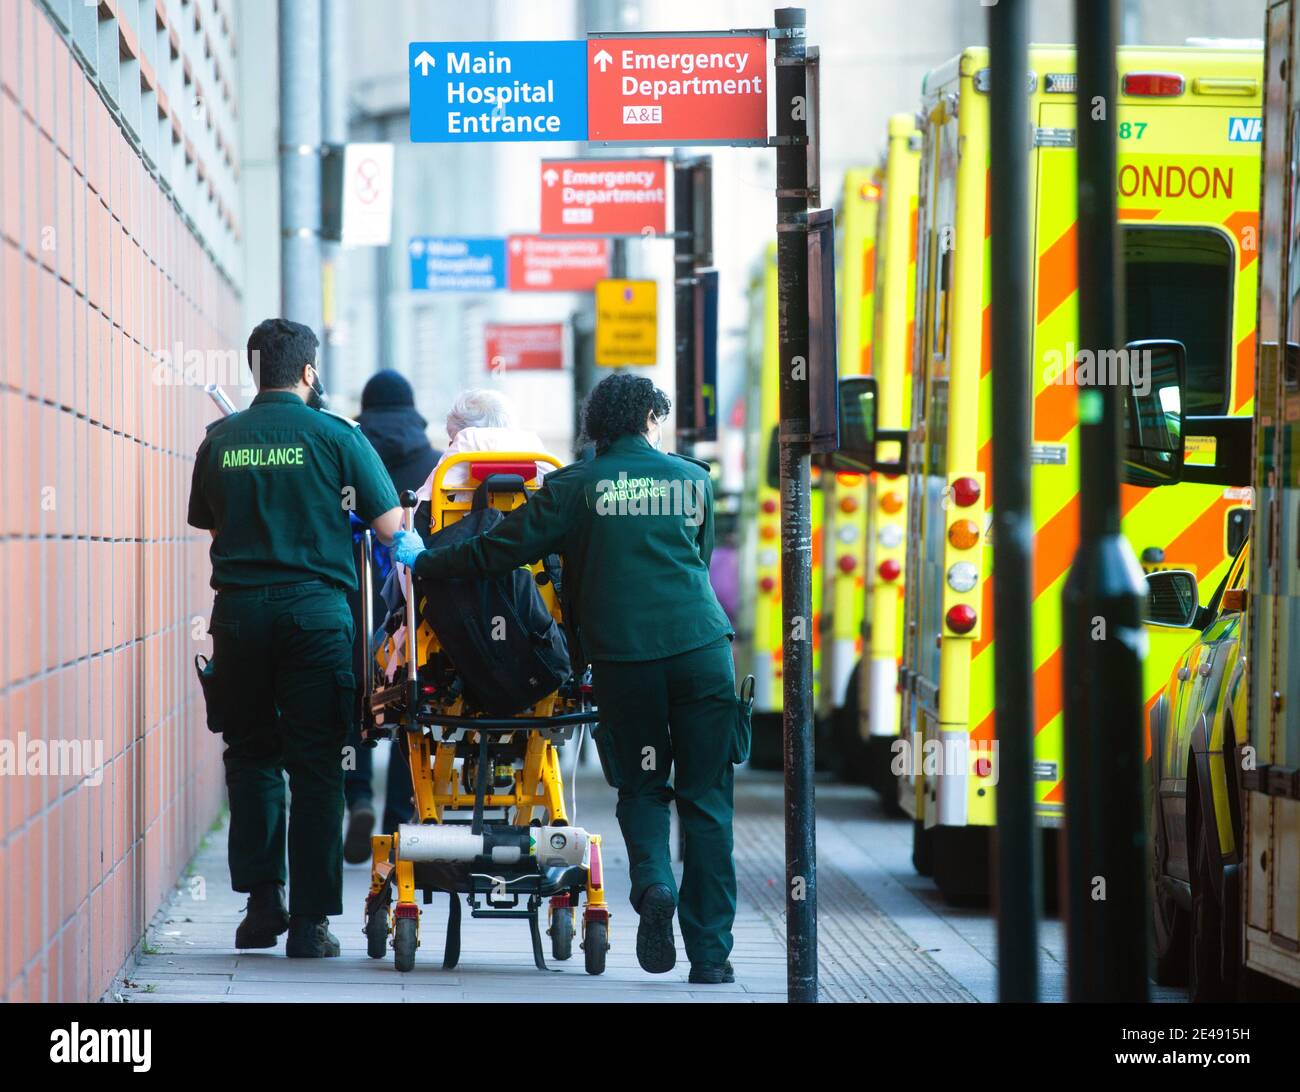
left=901, top=43, right=1262, bottom=902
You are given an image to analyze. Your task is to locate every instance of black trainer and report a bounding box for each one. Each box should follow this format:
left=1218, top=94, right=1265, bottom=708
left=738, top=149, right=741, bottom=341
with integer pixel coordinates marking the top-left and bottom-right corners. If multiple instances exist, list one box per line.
left=234, top=882, right=290, bottom=949
left=688, top=960, right=735, bottom=984
left=285, top=916, right=342, bottom=958
left=344, top=801, right=376, bottom=865
left=635, top=883, right=677, bottom=974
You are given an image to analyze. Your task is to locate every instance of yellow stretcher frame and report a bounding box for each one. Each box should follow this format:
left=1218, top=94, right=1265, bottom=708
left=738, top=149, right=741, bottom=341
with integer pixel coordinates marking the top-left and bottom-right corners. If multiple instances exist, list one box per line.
left=361, top=451, right=610, bottom=975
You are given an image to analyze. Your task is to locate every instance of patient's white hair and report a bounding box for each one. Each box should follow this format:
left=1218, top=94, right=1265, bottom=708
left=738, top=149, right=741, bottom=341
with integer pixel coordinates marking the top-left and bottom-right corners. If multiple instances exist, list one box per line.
left=446, top=388, right=515, bottom=439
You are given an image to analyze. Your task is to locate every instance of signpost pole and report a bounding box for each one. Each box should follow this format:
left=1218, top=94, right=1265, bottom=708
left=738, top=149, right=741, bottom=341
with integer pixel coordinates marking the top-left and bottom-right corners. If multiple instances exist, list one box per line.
left=674, top=154, right=698, bottom=456
left=1063, top=0, right=1149, bottom=1001
left=774, top=5, right=817, bottom=1005
left=987, top=0, right=1040, bottom=1003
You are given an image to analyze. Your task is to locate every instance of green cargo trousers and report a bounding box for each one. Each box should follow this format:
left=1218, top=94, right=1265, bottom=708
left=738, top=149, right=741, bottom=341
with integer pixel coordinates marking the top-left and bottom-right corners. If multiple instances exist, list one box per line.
left=207, top=581, right=355, bottom=918
left=591, top=638, right=739, bottom=967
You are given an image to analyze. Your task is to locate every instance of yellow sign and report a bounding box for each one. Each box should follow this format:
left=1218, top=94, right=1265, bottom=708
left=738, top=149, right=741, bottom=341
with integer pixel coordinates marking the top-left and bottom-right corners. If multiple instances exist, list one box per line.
left=595, top=279, right=657, bottom=367
left=1184, top=434, right=1218, bottom=467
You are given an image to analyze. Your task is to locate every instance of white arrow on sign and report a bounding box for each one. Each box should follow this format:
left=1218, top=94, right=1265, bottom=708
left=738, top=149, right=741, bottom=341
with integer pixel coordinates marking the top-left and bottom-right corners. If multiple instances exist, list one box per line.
left=543, top=168, right=559, bottom=187
left=413, top=50, right=436, bottom=75
left=593, top=48, right=613, bottom=72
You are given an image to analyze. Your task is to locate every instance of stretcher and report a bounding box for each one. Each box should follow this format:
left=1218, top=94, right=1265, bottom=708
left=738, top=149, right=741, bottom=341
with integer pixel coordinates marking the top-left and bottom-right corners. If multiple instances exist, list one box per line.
left=358, top=451, right=609, bottom=975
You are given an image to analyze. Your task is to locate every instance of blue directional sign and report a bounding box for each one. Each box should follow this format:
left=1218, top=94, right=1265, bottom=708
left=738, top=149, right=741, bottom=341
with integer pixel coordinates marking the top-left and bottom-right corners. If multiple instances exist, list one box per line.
left=408, top=236, right=506, bottom=292
left=409, top=41, right=589, bottom=143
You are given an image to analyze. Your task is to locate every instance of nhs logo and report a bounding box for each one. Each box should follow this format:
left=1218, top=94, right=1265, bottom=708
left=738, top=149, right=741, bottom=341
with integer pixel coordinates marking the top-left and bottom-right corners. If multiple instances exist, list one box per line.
left=1228, top=116, right=1262, bottom=142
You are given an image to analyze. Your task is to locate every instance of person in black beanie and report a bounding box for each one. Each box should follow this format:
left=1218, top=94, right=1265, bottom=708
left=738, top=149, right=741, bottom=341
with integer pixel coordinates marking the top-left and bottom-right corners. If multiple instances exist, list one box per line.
left=344, top=370, right=440, bottom=863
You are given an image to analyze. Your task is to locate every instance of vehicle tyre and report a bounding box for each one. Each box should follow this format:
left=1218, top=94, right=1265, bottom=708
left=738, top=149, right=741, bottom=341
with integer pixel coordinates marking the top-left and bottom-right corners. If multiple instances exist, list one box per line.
left=550, top=906, right=575, bottom=962
left=932, top=825, right=990, bottom=907
left=911, top=819, right=934, bottom=876
left=1189, top=784, right=1238, bottom=1002
left=365, top=906, right=389, bottom=960
left=868, top=737, right=905, bottom=815
left=393, top=916, right=418, bottom=973
left=1149, top=779, right=1189, bottom=985
left=583, top=920, right=609, bottom=976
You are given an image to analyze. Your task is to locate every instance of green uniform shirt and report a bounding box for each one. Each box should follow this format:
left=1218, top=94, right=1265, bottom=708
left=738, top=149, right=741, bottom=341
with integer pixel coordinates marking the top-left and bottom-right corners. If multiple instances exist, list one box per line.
left=187, top=390, right=399, bottom=591
left=413, top=433, right=733, bottom=662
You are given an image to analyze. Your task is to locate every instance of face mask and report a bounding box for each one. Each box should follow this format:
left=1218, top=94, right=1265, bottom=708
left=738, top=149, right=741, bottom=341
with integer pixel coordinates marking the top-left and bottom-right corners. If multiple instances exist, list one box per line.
left=650, top=414, right=664, bottom=450
left=306, top=367, right=328, bottom=410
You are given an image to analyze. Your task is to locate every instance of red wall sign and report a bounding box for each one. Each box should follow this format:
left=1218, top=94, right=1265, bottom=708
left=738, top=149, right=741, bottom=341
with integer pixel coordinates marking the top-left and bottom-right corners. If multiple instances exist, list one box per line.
left=586, top=36, right=769, bottom=144
left=506, top=235, right=610, bottom=291
left=540, top=158, right=668, bottom=235
left=484, top=323, right=566, bottom=371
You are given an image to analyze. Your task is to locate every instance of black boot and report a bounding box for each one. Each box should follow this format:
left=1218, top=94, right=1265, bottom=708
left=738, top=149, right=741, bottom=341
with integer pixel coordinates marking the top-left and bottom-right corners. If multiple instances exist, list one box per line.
left=688, top=960, right=735, bottom=984
left=285, top=915, right=342, bottom=958
left=234, top=882, right=290, bottom=949
left=635, top=883, right=677, bottom=974
left=344, top=801, right=376, bottom=865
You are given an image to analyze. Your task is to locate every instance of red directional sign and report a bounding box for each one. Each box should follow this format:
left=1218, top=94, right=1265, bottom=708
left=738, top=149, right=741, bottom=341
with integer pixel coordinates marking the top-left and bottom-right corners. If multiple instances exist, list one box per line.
left=484, top=323, right=565, bottom=371
left=586, top=35, right=769, bottom=144
left=540, top=158, right=668, bottom=235
left=506, top=235, right=611, bottom=291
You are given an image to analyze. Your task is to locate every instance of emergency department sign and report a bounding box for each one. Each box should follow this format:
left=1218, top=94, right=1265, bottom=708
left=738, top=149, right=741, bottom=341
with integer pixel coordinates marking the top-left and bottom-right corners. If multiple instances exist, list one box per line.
left=409, top=41, right=589, bottom=142
left=595, top=279, right=658, bottom=366
left=586, top=35, right=769, bottom=144
left=541, top=158, right=668, bottom=234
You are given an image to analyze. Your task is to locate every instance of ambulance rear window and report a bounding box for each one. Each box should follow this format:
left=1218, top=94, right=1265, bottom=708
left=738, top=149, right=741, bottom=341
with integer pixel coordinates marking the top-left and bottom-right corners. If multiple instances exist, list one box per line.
left=1123, top=226, right=1233, bottom=416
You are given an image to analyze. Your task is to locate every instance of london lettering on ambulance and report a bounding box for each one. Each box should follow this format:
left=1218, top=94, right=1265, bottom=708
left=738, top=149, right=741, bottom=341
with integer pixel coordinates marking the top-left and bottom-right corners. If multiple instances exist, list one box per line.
left=219, top=445, right=306, bottom=470
left=587, top=35, right=768, bottom=143
left=540, top=157, right=668, bottom=234
left=1118, top=158, right=1236, bottom=201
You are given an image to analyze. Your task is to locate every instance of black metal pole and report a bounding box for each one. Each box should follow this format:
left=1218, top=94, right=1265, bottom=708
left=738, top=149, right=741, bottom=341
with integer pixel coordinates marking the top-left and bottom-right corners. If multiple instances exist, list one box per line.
left=1062, top=0, right=1149, bottom=1001
left=988, top=0, right=1040, bottom=1003
left=774, top=5, right=817, bottom=1004
left=674, top=155, right=697, bottom=456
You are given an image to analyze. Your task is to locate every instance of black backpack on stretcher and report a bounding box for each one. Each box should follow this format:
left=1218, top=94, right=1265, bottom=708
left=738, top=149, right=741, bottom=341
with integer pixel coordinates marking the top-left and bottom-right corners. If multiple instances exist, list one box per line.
left=411, top=475, right=571, bottom=717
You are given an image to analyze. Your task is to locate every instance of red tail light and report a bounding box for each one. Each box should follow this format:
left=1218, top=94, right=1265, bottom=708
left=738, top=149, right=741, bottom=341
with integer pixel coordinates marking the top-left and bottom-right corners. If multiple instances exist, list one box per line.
left=1123, top=72, right=1184, bottom=97
left=951, top=477, right=981, bottom=507
left=838, top=555, right=858, bottom=575
left=878, top=559, right=901, bottom=582
left=946, top=604, right=977, bottom=634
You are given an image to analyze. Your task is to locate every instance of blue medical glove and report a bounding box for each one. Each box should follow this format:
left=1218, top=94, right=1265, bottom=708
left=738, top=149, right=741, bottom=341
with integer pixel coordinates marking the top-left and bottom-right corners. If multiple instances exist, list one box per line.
left=391, top=529, right=426, bottom=568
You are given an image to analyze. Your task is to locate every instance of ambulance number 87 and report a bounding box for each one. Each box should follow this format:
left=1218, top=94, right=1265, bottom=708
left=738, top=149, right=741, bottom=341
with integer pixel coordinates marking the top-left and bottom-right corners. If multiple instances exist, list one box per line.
left=1118, top=121, right=1148, bottom=140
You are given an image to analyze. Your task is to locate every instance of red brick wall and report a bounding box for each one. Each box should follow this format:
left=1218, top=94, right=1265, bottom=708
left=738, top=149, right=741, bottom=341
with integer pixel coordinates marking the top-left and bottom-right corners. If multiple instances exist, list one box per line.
left=0, top=0, right=239, bottom=1001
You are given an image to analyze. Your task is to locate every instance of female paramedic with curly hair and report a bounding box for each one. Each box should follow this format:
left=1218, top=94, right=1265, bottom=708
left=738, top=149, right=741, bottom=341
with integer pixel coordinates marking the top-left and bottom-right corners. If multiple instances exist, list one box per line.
left=392, top=373, right=743, bottom=985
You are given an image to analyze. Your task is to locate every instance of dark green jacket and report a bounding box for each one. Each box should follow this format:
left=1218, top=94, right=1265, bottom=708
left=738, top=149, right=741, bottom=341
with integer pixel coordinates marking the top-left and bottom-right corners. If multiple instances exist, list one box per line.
left=188, top=391, right=399, bottom=591
left=413, top=434, right=733, bottom=662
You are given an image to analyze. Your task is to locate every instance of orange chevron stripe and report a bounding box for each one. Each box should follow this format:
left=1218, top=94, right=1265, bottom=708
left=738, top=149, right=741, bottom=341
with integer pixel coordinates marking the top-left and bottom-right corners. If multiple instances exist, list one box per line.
left=1034, top=378, right=1077, bottom=443
left=1033, top=498, right=1080, bottom=601
left=1042, top=780, right=1065, bottom=804
left=1163, top=495, right=1235, bottom=580
left=973, top=571, right=996, bottom=659
left=1036, top=221, right=1077, bottom=324
left=1143, top=691, right=1158, bottom=762
left=1224, top=209, right=1259, bottom=271
left=972, top=643, right=1062, bottom=745
left=981, top=302, right=992, bottom=379
left=1119, top=208, right=1161, bottom=220
left=1234, top=331, right=1255, bottom=413
left=1120, top=482, right=1146, bottom=518
left=863, top=243, right=876, bottom=295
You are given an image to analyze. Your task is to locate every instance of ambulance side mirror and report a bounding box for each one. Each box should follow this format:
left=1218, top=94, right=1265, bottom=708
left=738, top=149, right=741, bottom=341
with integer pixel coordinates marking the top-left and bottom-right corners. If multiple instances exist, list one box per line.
left=1122, top=339, right=1186, bottom=488
left=1143, top=568, right=1199, bottom=629
left=835, top=376, right=907, bottom=476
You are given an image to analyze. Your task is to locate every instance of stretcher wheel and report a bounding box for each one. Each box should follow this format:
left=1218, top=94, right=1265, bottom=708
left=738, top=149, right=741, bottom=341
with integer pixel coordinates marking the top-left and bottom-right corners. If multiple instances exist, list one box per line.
left=583, top=921, right=608, bottom=976
left=365, top=909, right=389, bottom=960
left=550, top=907, right=575, bottom=961
left=394, top=917, right=418, bottom=972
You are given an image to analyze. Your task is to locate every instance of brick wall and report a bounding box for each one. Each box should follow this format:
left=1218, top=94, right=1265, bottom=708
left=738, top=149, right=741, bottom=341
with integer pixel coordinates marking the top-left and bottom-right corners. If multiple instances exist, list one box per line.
left=0, top=0, right=242, bottom=1001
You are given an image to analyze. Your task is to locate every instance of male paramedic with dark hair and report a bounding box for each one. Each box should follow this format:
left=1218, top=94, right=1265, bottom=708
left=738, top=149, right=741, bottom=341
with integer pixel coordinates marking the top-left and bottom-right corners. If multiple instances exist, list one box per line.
left=187, top=318, right=404, bottom=957
left=391, top=373, right=742, bottom=984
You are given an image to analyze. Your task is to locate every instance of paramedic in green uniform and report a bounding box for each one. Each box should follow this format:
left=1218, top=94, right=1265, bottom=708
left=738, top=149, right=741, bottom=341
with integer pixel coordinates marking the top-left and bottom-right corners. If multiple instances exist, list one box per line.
left=392, top=374, right=742, bottom=984
left=188, top=319, right=403, bottom=958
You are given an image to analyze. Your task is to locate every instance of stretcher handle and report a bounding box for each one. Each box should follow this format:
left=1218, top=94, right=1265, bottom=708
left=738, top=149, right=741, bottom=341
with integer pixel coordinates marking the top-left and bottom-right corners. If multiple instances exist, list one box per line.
left=400, top=490, right=419, bottom=692
left=359, top=529, right=375, bottom=701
